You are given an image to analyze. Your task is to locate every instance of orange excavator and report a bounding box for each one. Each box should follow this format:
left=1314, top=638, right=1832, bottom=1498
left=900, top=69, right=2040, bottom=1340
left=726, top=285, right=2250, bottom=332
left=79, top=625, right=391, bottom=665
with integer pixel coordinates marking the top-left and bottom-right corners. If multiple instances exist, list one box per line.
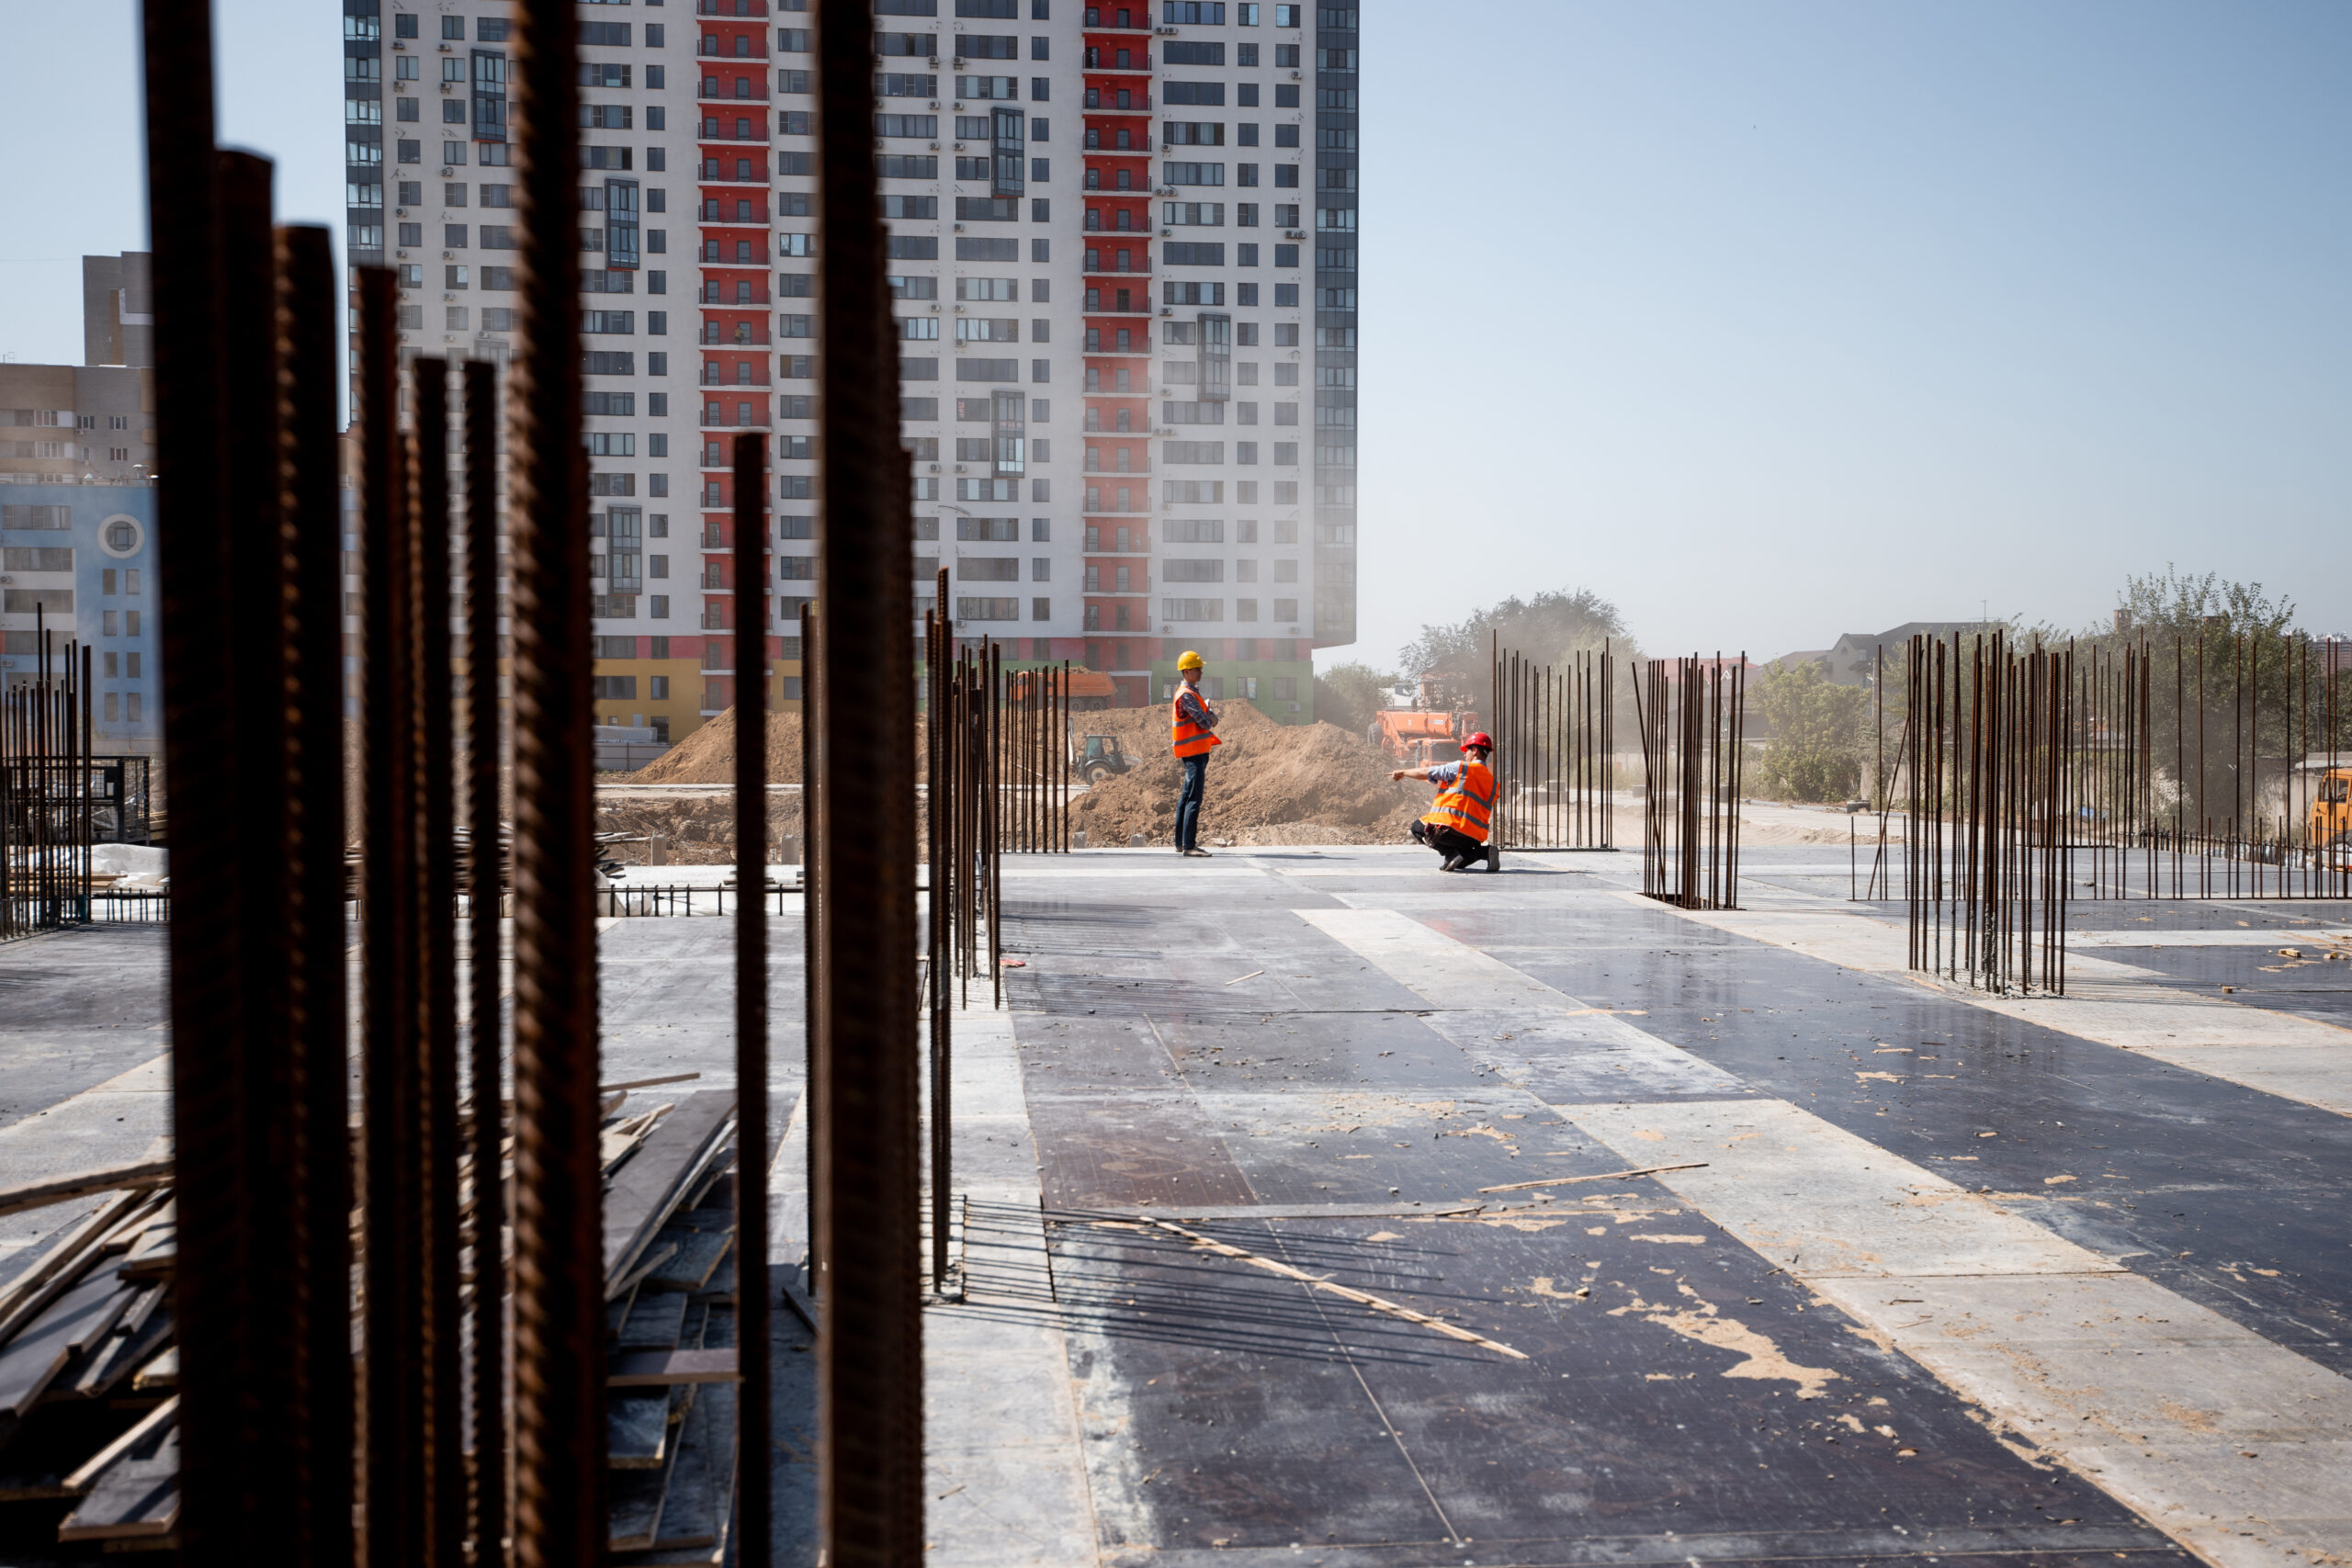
left=1374, top=673, right=1477, bottom=769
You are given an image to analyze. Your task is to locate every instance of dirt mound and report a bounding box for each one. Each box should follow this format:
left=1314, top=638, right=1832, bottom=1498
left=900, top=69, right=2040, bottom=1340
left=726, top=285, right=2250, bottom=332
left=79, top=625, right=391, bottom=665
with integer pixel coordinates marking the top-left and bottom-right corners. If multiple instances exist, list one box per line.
left=595, top=794, right=804, bottom=864
left=634, top=708, right=808, bottom=784
left=1069, top=701, right=1432, bottom=847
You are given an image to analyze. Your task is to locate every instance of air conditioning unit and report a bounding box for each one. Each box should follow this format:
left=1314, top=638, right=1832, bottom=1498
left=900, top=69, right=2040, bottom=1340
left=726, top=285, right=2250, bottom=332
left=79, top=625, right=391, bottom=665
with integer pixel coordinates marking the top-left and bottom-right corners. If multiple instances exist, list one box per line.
left=929, top=141, right=940, bottom=150
left=439, top=167, right=453, bottom=176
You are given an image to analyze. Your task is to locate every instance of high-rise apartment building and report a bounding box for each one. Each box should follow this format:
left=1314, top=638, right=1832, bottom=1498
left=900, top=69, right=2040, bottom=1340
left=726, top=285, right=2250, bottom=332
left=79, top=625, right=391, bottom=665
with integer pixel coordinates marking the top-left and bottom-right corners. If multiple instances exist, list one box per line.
left=341, top=0, right=1356, bottom=740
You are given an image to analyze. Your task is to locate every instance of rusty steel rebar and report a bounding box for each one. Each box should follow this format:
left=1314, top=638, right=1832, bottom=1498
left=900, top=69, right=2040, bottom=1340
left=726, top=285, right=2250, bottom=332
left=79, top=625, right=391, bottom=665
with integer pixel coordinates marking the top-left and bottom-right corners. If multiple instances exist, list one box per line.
left=357, top=265, right=433, bottom=1568
left=278, top=218, right=356, bottom=1568
left=814, top=0, right=925, bottom=1552
left=506, top=0, right=606, bottom=1559
left=733, top=433, right=775, bottom=1568
left=462, top=358, right=509, bottom=1568
left=413, top=359, right=469, bottom=1568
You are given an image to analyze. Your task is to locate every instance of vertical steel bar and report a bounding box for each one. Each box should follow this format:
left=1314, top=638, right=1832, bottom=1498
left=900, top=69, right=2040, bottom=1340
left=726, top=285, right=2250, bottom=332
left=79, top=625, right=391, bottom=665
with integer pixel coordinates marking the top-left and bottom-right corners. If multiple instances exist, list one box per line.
left=359, top=268, right=429, bottom=1568
left=415, top=359, right=469, bottom=1568
left=800, top=601, right=821, bottom=1292
left=221, top=148, right=311, bottom=1556
left=732, top=434, right=775, bottom=1568
left=140, top=1, right=251, bottom=1549
left=462, top=358, right=508, bottom=1568
left=814, top=0, right=925, bottom=1553
left=507, top=0, right=605, bottom=1558
left=278, top=233, right=354, bottom=1566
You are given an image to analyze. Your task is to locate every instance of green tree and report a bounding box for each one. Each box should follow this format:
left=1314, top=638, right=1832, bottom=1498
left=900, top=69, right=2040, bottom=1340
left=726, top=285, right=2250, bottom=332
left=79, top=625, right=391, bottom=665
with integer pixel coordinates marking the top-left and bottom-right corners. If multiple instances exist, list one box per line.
left=1397, top=588, right=1636, bottom=720
left=1314, top=660, right=1395, bottom=741
left=1749, top=661, right=1868, bottom=802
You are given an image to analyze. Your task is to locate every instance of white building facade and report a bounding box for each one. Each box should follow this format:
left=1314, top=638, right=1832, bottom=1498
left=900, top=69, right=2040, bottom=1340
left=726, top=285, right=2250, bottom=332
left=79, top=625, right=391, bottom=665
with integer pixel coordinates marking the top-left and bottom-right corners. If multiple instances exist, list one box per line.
left=342, top=0, right=1356, bottom=738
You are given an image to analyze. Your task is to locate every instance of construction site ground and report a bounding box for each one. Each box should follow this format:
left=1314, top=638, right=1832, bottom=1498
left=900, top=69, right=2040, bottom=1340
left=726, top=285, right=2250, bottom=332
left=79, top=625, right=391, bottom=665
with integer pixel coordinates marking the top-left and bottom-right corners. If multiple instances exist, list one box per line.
left=5, top=844, right=2352, bottom=1564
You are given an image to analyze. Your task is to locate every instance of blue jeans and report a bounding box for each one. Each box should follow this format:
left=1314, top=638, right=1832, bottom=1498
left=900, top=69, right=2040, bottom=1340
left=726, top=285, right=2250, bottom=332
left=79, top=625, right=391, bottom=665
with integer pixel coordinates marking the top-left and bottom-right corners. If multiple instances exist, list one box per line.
left=1175, top=753, right=1208, bottom=850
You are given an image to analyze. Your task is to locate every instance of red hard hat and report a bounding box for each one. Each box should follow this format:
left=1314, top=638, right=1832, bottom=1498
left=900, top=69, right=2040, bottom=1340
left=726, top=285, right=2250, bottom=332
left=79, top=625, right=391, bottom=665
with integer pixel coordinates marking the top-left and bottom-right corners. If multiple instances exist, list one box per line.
left=1463, top=732, right=1494, bottom=750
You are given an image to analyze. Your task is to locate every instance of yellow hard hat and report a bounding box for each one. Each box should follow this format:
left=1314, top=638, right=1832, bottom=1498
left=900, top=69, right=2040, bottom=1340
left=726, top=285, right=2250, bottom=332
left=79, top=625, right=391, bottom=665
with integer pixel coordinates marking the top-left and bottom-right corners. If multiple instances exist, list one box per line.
left=1176, top=649, right=1204, bottom=671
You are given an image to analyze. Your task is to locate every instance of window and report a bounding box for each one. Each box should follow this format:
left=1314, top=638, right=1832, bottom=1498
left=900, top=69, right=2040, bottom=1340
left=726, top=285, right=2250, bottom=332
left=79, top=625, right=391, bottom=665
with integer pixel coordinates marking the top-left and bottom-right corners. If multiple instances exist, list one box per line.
left=1163, top=40, right=1225, bottom=64
left=1164, top=558, right=1221, bottom=582
left=583, top=310, right=635, bottom=333
left=1163, top=82, right=1226, bottom=107
left=1163, top=162, right=1225, bottom=186
left=958, top=597, right=1021, bottom=620
left=1162, top=598, right=1223, bottom=622
left=1162, top=518, right=1224, bottom=543
left=582, top=351, right=637, bottom=375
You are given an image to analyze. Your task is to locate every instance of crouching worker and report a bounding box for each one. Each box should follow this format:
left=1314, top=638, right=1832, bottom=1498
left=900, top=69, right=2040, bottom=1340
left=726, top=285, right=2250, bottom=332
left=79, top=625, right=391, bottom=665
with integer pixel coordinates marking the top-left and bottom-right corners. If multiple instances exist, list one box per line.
left=1394, top=732, right=1496, bottom=872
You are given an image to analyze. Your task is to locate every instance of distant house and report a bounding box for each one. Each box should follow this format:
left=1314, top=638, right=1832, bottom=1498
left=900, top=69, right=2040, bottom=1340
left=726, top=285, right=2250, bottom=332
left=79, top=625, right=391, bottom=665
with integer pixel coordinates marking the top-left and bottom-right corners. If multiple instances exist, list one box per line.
left=1807, top=622, right=2000, bottom=689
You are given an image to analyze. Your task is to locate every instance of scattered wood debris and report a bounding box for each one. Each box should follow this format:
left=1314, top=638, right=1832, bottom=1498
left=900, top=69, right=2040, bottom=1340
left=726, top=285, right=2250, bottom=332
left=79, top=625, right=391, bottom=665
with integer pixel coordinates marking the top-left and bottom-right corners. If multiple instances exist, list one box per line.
left=0, top=1089, right=745, bottom=1558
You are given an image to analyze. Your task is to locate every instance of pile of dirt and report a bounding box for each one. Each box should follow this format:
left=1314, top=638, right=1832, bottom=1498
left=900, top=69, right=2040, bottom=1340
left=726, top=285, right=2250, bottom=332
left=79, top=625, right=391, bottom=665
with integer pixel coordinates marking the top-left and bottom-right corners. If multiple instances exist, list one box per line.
left=1069, top=700, right=1434, bottom=848
left=633, top=707, right=808, bottom=784
left=595, top=793, right=804, bottom=865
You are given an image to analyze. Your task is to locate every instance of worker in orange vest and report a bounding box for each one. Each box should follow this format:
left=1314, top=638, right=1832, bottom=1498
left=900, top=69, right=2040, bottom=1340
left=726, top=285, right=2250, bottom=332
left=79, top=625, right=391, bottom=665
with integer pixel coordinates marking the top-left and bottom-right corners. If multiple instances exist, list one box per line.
left=1394, top=732, right=1495, bottom=872
left=1170, top=649, right=1220, bottom=856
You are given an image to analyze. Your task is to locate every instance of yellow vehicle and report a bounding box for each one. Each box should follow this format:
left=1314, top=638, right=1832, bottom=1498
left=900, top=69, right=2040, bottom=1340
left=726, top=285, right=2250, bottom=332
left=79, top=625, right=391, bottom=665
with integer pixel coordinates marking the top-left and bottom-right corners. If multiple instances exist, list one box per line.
left=2312, top=769, right=2352, bottom=846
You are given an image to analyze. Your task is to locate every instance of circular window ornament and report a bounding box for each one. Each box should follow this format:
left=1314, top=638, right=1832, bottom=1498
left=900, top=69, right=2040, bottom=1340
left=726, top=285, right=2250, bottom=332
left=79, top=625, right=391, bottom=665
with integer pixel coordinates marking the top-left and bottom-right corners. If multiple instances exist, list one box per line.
left=97, top=514, right=145, bottom=558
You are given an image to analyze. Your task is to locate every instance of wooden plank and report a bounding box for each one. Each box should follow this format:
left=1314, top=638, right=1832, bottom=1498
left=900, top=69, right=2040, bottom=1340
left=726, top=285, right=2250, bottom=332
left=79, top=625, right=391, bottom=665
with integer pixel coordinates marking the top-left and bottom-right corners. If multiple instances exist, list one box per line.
left=607, top=1411, right=682, bottom=1551
left=617, top=1289, right=688, bottom=1350
left=0, top=1161, right=172, bottom=1221
left=643, top=1230, right=731, bottom=1293
left=118, top=1225, right=175, bottom=1282
left=65, top=1298, right=173, bottom=1402
left=58, top=1415, right=179, bottom=1541
left=605, top=1242, right=679, bottom=1304
left=602, top=1091, right=735, bottom=1286
left=607, top=1390, right=672, bottom=1470
left=0, top=1258, right=137, bottom=1418
left=605, top=1280, right=641, bottom=1339
left=64, top=1397, right=178, bottom=1492
left=0, top=1190, right=153, bottom=1345
left=608, top=1348, right=736, bottom=1387
left=130, top=1347, right=175, bottom=1393
left=629, top=1375, right=726, bottom=1557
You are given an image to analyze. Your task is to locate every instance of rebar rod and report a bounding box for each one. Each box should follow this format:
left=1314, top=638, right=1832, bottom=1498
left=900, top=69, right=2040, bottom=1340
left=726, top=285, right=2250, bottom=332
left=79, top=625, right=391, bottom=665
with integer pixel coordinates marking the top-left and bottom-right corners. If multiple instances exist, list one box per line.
left=461, top=357, right=508, bottom=1568
left=813, top=0, right=925, bottom=1553
left=732, top=433, right=775, bottom=1568
left=507, top=0, right=606, bottom=1557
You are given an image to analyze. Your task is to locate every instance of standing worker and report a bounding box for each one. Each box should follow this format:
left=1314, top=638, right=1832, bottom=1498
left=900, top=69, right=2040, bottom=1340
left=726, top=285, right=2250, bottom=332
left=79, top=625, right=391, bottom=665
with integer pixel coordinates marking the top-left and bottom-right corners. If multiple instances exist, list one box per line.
left=1395, top=731, right=1496, bottom=872
left=1170, top=649, right=1219, bottom=857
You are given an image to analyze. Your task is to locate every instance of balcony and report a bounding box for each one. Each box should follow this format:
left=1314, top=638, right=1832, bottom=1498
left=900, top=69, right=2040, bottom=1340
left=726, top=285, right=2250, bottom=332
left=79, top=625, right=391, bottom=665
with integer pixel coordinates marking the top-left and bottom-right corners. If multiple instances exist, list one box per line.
left=701, top=198, right=771, bottom=222
left=1081, top=48, right=1152, bottom=72
left=697, top=161, right=769, bottom=186
left=701, top=366, right=773, bottom=387
left=696, top=117, right=769, bottom=142
left=701, top=323, right=773, bottom=346
left=698, top=38, right=769, bottom=58
left=697, top=77, right=771, bottom=104
left=700, top=411, right=772, bottom=429
left=700, top=282, right=772, bottom=304
left=698, top=0, right=767, bottom=14
left=1082, top=250, right=1151, bottom=276
left=1081, top=89, right=1152, bottom=113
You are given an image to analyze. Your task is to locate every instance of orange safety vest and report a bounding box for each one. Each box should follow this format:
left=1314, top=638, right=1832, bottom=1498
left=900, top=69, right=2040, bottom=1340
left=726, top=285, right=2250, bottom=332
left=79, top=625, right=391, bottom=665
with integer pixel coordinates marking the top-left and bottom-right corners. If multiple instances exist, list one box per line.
left=1422, top=760, right=1495, bottom=842
left=1171, top=687, right=1221, bottom=758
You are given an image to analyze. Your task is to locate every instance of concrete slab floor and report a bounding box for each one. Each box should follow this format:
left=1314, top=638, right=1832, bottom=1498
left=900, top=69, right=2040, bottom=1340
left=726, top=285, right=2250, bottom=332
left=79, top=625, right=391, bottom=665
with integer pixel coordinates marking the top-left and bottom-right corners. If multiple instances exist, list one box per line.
left=7, top=845, right=2352, bottom=1568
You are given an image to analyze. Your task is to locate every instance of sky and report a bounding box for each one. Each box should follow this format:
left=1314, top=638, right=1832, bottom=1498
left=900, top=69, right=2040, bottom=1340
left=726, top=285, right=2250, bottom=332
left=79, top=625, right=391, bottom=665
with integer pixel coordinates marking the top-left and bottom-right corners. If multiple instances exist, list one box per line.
left=1, top=2, right=2345, bottom=668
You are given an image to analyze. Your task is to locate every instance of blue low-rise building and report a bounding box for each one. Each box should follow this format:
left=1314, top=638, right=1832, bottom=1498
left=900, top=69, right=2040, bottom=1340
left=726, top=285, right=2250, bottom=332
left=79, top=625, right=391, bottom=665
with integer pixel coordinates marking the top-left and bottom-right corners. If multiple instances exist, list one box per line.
left=0, top=482, right=161, bottom=754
